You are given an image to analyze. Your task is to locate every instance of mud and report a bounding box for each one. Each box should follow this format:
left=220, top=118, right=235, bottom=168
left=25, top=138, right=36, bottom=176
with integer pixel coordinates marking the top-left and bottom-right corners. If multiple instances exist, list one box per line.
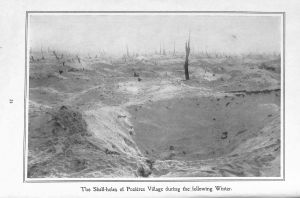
left=27, top=51, right=281, bottom=177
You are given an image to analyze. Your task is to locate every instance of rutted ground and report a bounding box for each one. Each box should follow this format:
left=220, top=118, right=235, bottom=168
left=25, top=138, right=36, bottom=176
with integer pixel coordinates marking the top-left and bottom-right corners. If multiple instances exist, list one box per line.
left=28, top=52, right=281, bottom=177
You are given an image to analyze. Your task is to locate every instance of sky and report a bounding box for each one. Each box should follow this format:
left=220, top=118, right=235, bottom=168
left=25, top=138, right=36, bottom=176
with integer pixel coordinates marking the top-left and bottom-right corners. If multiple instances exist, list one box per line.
left=29, top=14, right=282, bottom=55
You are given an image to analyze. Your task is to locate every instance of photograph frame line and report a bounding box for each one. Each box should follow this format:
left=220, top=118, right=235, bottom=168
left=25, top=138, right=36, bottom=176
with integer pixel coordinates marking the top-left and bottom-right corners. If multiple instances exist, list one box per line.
left=23, top=10, right=285, bottom=183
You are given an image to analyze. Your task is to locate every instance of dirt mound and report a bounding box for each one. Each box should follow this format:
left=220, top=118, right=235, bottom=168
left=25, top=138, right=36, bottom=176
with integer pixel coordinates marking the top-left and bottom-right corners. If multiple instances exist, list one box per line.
left=51, top=105, right=89, bottom=136
left=28, top=105, right=150, bottom=178
left=30, top=105, right=89, bottom=138
left=27, top=106, right=92, bottom=177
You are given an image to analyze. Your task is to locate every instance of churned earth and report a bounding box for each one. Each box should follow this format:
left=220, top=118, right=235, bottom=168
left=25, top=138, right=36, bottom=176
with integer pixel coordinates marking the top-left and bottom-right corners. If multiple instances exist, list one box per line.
left=27, top=51, right=281, bottom=178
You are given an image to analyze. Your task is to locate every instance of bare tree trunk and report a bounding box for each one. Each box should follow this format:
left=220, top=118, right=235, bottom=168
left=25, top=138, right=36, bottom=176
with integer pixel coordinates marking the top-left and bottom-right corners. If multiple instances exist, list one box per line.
left=126, top=45, right=129, bottom=57
left=53, top=51, right=59, bottom=60
left=184, top=35, right=191, bottom=80
left=41, top=47, right=45, bottom=60
left=30, top=55, right=35, bottom=62
left=162, top=43, right=166, bottom=55
left=76, top=55, right=81, bottom=63
left=159, top=43, right=161, bottom=55
left=173, top=41, right=176, bottom=56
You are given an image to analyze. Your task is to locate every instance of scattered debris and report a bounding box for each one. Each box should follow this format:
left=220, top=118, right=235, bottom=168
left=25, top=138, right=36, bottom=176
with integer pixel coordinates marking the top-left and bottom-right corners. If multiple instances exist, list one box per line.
left=145, top=159, right=155, bottom=170
left=236, top=129, right=247, bottom=135
left=137, top=165, right=152, bottom=177
left=105, top=148, right=120, bottom=155
left=28, top=50, right=281, bottom=178
left=221, top=132, right=228, bottom=139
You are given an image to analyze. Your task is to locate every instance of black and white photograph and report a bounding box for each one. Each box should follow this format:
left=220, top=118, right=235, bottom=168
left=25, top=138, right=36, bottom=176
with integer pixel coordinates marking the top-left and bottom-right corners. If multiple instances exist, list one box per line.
left=26, top=12, right=283, bottom=179
left=4, top=0, right=300, bottom=197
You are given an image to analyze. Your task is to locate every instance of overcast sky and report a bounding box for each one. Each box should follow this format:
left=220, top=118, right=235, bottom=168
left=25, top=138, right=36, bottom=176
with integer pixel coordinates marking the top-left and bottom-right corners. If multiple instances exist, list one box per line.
left=29, top=14, right=282, bottom=55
